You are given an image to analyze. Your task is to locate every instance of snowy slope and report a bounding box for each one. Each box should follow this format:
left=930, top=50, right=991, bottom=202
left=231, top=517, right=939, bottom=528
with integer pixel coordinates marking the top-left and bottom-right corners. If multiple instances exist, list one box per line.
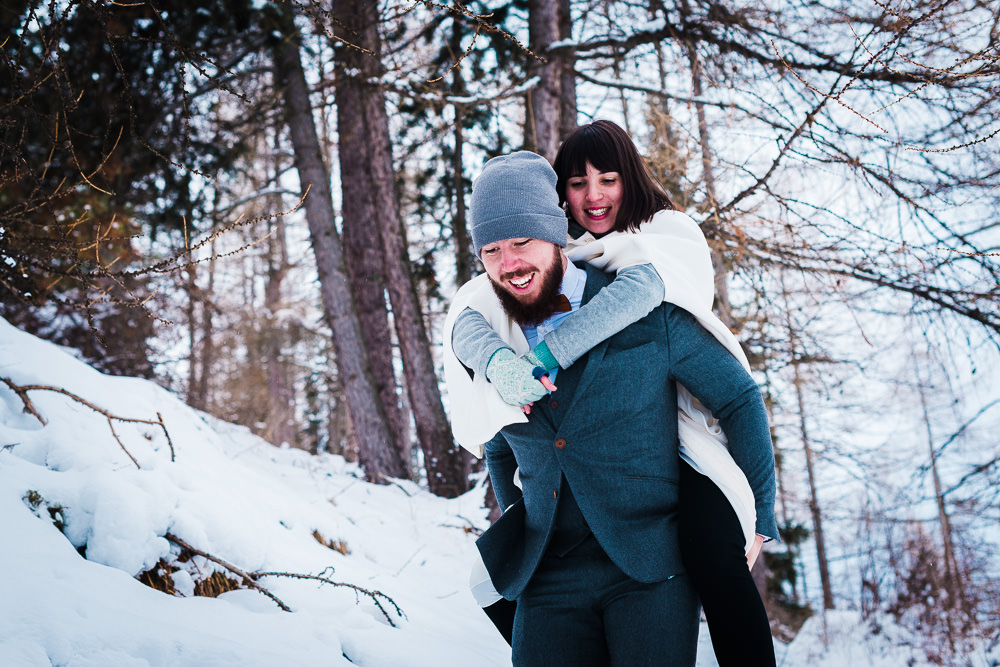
left=3, top=316, right=985, bottom=666
left=0, top=316, right=507, bottom=666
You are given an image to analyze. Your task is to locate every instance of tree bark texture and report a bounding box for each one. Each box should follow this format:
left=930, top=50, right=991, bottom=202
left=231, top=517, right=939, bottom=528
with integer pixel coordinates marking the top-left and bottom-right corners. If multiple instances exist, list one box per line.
left=334, top=0, right=471, bottom=497
left=686, top=40, right=739, bottom=335
left=271, top=5, right=405, bottom=483
left=451, top=106, right=472, bottom=287
left=184, top=261, right=202, bottom=410
left=446, top=28, right=473, bottom=287
left=526, top=0, right=565, bottom=161
left=556, top=0, right=577, bottom=141
left=264, top=213, right=297, bottom=449
left=781, top=270, right=833, bottom=610
left=196, top=218, right=219, bottom=414
left=790, top=352, right=835, bottom=610
left=918, top=378, right=968, bottom=621
left=337, top=78, right=412, bottom=466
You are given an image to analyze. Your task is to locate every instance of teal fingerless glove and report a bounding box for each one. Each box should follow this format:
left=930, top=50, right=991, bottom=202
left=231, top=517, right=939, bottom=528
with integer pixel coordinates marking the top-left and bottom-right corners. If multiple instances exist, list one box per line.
left=524, top=340, right=559, bottom=371
left=485, top=348, right=550, bottom=406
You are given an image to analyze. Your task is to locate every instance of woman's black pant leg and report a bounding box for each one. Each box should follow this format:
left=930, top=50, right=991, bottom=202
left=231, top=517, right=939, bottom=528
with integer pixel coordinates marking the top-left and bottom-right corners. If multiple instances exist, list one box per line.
left=482, top=598, right=516, bottom=646
left=679, top=461, right=776, bottom=667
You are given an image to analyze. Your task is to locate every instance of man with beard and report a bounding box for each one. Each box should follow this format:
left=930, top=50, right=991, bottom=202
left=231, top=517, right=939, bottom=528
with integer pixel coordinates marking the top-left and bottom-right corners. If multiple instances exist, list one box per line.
left=450, top=152, right=775, bottom=666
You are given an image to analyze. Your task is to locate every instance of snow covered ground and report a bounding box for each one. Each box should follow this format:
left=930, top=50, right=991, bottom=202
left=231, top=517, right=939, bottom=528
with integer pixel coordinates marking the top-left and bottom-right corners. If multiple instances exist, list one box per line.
left=0, top=316, right=992, bottom=666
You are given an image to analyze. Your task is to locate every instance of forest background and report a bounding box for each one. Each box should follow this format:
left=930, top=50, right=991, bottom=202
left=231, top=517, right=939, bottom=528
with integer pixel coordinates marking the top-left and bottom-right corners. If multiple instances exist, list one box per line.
left=2, top=0, right=998, bottom=663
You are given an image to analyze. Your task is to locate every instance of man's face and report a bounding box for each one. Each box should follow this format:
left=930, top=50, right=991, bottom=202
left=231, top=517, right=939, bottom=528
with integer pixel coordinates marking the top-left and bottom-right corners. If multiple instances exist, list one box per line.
left=480, top=237, right=567, bottom=326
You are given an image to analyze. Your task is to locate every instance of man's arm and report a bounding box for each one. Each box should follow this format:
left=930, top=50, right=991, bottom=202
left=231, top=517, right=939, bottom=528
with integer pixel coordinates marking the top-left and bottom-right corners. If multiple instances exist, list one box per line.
left=483, top=431, right=521, bottom=512
left=453, top=266, right=662, bottom=375
left=452, top=307, right=509, bottom=376
left=453, top=307, right=549, bottom=407
left=666, top=306, right=778, bottom=540
left=536, top=263, right=663, bottom=369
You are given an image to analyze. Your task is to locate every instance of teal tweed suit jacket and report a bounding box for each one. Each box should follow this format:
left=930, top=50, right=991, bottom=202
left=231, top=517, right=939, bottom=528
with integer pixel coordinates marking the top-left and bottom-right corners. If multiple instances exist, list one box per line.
left=477, top=264, right=777, bottom=601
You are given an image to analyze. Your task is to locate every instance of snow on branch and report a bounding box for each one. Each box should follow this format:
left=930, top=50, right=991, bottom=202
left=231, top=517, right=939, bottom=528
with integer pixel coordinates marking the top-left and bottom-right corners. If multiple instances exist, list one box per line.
left=164, top=533, right=405, bottom=626
left=0, top=377, right=176, bottom=467
left=255, top=569, right=405, bottom=627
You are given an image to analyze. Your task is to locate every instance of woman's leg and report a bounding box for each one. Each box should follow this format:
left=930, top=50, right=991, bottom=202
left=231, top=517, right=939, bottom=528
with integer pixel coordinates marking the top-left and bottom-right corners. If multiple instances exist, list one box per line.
left=679, top=460, right=776, bottom=667
left=482, top=598, right=516, bottom=646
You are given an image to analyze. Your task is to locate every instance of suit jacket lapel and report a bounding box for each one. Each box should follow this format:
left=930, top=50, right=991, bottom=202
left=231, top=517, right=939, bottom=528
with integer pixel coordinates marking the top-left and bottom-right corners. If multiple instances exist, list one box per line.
left=554, top=265, right=614, bottom=420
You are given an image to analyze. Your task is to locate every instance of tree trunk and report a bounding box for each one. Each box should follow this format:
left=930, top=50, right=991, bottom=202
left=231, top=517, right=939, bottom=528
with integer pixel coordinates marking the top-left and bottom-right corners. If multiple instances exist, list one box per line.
left=604, top=2, right=630, bottom=135
left=556, top=0, right=577, bottom=141
left=678, top=0, right=738, bottom=331
left=526, top=0, right=565, bottom=161
left=686, top=40, right=739, bottom=334
left=447, top=27, right=473, bottom=287
left=782, top=278, right=835, bottom=610
left=916, top=373, right=967, bottom=620
left=648, top=32, right=687, bottom=208
left=333, top=0, right=471, bottom=497
left=184, top=222, right=217, bottom=414
left=264, top=212, right=296, bottom=449
left=195, top=240, right=216, bottom=413
left=184, top=260, right=201, bottom=410
left=270, top=5, right=404, bottom=483
left=451, top=105, right=472, bottom=286
left=337, top=86, right=412, bottom=466
left=793, top=359, right=835, bottom=610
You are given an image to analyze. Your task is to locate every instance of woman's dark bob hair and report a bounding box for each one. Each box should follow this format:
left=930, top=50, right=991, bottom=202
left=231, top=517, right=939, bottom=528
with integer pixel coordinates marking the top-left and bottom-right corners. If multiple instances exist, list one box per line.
left=553, top=120, right=674, bottom=233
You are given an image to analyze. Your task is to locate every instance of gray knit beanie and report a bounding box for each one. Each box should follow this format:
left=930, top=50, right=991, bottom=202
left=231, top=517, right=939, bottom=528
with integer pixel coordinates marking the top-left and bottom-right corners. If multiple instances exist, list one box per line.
left=470, top=151, right=568, bottom=255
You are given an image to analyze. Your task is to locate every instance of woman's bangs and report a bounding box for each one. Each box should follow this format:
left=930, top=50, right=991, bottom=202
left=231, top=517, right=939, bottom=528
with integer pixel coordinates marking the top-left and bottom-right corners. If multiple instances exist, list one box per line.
left=563, top=128, right=620, bottom=176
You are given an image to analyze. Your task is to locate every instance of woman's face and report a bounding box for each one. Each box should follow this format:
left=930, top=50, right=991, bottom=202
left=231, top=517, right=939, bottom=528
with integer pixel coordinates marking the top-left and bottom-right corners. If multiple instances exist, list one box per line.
left=565, top=162, right=624, bottom=236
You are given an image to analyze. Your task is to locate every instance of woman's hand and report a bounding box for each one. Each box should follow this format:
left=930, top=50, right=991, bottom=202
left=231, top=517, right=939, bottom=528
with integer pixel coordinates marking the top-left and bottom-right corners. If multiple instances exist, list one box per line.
left=746, top=533, right=766, bottom=571
left=485, top=348, right=550, bottom=406
left=520, top=370, right=557, bottom=414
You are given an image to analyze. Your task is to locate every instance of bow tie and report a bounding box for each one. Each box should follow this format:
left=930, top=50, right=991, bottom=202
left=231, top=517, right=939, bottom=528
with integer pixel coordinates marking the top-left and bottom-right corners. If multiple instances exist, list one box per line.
left=555, top=294, right=572, bottom=312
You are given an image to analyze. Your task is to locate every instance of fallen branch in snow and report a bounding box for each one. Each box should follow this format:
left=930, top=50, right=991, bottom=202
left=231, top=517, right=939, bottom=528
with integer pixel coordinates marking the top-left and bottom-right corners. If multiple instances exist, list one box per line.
left=164, top=532, right=292, bottom=611
left=379, top=473, right=415, bottom=496
left=254, top=568, right=405, bottom=627
left=1, top=377, right=46, bottom=424
left=163, top=532, right=404, bottom=626
left=451, top=514, right=484, bottom=536
left=0, top=377, right=176, bottom=466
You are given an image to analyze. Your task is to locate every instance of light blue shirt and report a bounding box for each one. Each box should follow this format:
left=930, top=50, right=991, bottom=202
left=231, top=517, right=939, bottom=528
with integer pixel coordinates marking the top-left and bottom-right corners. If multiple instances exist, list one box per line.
left=521, top=260, right=587, bottom=383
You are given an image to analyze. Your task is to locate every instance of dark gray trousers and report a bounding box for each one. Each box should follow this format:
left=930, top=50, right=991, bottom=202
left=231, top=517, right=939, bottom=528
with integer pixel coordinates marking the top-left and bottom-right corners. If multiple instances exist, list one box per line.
left=511, top=533, right=700, bottom=667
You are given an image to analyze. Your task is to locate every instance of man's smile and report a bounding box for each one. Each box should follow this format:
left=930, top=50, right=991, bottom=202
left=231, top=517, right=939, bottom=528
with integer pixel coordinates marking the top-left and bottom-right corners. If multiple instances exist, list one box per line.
left=503, top=271, right=537, bottom=294
left=481, top=239, right=565, bottom=325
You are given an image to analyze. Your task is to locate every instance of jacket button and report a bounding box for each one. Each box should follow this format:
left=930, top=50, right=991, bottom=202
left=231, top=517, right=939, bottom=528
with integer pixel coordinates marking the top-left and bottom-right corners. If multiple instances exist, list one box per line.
left=550, top=400, right=559, bottom=409
left=554, top=438, right=567, bottom=449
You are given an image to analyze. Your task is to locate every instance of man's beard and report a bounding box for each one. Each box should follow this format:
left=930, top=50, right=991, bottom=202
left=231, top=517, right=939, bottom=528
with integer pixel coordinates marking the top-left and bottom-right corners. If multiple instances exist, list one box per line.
left=489, top=246, right=565, bottom=326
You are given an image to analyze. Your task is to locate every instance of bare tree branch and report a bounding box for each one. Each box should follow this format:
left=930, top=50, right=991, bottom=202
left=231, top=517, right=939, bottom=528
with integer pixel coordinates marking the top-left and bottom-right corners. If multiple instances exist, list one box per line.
left=0, top=377, right=176, bottom=465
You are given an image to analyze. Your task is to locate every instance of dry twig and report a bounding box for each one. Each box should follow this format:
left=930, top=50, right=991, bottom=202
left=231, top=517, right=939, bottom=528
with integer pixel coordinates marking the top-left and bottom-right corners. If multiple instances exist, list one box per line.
left=0, top=377, right=176, bottom=467
left=164, top=533, right=404, bottom=625
left=254, top=568, right=405, bottom=626
left=164, top=532, right=291, bottom=611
